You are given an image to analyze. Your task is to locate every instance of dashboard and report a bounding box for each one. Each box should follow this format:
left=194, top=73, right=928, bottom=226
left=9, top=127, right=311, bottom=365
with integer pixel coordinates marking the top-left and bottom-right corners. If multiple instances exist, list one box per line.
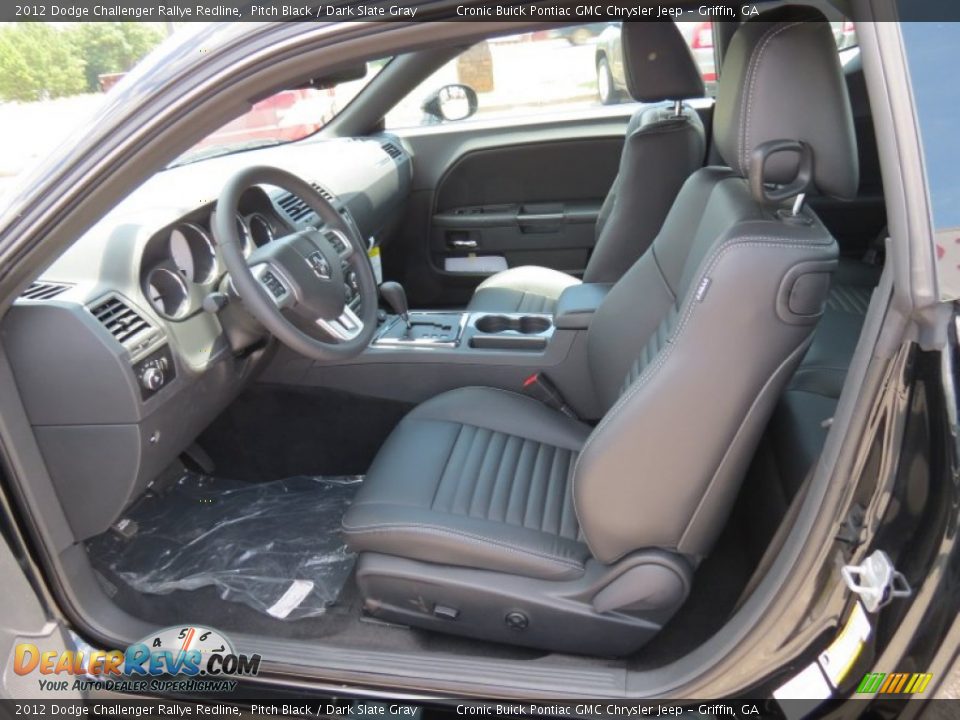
left=2, top=134, right=411, bottom=541
left=140, top=188, right=288, bottom=322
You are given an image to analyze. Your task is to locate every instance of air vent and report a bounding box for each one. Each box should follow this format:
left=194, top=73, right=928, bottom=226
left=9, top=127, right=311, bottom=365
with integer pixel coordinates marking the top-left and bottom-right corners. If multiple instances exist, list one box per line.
left=20, top=281, right=71, bottom=301
left=277, top=183, right=336, bottom=223
left=90, top=295, right=155, bottom=347
left=277, top=192, right=311, bottom=222
left=381, top=142, right=403, bottom=160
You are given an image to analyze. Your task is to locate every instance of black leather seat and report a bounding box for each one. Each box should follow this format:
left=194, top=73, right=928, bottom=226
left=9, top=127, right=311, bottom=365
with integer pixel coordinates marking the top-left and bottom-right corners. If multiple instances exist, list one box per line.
left=344, top=387, right=592, bottom=580
left=466, top=21, right=707, bottom=314
left=344, top=7, right=858, bottom=655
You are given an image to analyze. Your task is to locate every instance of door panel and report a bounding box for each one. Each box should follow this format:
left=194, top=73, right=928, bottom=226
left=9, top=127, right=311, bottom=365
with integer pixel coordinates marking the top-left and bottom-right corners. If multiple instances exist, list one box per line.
left=384, top=113, right=633, bottom=308
left=383, top=106, right=718, bottom=308
left=431, top=138, right=622, bottom=279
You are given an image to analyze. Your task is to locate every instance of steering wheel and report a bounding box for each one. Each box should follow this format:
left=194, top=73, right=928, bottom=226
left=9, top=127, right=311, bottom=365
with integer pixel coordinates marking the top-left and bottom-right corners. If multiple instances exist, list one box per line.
left=213, top=166, right=378, bottom=361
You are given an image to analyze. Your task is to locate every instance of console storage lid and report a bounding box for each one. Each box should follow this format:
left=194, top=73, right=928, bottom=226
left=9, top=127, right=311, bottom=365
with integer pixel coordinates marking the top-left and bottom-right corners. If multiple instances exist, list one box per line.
left=554, top=283, right=613, bottom=330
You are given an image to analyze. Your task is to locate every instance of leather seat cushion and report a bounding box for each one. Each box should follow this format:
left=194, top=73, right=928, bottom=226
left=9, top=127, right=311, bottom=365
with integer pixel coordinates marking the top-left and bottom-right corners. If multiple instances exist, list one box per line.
left=342, top=387, right=593, bottom=580
left=467, top=266, right=581, bottom=314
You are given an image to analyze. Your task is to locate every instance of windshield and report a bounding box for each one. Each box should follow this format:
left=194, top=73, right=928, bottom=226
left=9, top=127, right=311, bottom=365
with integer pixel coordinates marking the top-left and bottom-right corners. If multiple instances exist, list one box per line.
left=171, top=58, right=390, bottom=167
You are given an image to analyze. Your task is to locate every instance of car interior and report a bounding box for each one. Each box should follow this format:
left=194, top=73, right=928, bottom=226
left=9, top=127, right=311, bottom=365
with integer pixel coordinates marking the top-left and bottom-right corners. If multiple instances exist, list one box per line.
left=0, top=2, right=891, bottom=690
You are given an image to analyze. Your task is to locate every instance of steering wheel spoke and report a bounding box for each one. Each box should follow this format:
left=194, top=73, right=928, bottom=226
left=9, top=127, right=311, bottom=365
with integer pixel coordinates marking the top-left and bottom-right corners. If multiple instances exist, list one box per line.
left=321, top=227, right=355, bottom=261
left=317, top=306, right=364, bottom=342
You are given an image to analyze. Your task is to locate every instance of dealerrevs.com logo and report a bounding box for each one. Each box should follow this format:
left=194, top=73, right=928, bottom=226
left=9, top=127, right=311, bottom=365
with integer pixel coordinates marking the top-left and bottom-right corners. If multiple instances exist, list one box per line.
left=15, top=626, right=261, bottom=694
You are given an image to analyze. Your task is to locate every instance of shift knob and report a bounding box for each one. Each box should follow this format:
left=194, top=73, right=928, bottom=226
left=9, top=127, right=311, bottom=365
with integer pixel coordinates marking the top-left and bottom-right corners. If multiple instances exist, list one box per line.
left=379, top=281, right=410, bottom=329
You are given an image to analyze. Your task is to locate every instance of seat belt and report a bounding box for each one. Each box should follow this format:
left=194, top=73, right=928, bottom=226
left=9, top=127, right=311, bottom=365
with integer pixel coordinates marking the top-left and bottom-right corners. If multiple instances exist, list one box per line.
left=521, top=371, right=578, bottom=420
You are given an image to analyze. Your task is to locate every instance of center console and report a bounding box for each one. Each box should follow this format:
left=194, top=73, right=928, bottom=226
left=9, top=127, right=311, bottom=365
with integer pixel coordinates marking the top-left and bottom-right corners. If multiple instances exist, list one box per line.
left=267, top=281, right=612, bottom=421
left=373, top=311, right=553, bottom=352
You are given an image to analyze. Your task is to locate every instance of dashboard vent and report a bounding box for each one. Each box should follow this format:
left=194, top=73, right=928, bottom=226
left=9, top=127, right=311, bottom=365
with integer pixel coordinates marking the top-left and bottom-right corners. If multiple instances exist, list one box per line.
left=21, top=281, right=71, bottom=300
left=313, top=182, right=336, bottom=203
left=90, top=296, right=155, bottom=346
left=277, top=183, right=336, bottom=223
left=277, top=192, right=311, bottom=222
left=381, top=142, right=403, bottom=160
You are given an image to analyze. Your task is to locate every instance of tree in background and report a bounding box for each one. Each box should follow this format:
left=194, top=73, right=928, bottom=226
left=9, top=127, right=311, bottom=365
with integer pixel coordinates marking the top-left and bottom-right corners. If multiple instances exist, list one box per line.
left=69, top=23, right=164, bottom=93
left=0, top=24, right=85, bottom=102
left=0, top=22, right=164, bottom=102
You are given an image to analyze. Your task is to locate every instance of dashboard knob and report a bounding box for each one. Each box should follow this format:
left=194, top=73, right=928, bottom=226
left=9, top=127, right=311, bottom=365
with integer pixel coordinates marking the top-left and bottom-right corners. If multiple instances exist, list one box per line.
left=141, top=366, right=164, bottom=392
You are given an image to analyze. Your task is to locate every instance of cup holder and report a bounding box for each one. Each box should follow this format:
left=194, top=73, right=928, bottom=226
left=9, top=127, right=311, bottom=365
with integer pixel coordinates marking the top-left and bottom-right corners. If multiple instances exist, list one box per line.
left=475, top=314, right=551, bottom=335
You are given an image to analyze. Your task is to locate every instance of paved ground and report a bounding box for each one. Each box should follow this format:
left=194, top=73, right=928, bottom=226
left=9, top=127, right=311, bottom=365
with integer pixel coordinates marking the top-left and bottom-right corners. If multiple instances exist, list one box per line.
left=936, top=666, right=960, bottom=699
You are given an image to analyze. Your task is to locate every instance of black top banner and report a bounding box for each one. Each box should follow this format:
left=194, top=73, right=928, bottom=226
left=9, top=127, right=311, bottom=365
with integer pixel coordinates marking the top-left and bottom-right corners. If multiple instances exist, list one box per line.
left=3, top=0, right=956, bottom=23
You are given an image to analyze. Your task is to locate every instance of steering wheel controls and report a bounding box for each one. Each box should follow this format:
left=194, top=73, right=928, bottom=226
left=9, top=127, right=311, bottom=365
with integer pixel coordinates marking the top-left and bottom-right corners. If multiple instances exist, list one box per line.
left=260, top=269, right=286, bottom=299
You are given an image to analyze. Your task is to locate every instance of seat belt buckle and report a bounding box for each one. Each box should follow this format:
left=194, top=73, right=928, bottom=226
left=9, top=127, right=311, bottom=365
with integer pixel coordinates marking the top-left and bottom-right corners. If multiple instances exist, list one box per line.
left=522, top=372, right=577, bottom=419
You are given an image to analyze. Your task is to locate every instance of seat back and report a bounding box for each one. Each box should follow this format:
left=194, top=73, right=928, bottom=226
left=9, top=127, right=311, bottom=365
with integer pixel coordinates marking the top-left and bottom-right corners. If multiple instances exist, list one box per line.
left=575, top=7, right=858, bottom=564
left=584, top=22, right=706, bottom=283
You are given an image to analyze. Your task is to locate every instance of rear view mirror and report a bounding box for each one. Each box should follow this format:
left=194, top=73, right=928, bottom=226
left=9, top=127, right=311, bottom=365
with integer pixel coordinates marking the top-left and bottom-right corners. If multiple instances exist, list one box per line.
left=421, top=84, right=478, bottom=124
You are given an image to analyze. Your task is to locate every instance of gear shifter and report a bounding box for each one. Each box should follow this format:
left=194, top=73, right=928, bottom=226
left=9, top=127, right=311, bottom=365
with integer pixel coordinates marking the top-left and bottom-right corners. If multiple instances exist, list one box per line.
left=379, top=281, right=411, bottom=330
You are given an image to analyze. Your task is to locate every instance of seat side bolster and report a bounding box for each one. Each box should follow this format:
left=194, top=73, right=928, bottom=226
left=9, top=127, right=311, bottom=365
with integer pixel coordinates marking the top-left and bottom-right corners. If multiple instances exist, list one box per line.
left=343, top=504, right=589, bottom=580
left=575, top=231, right=838, bottom=563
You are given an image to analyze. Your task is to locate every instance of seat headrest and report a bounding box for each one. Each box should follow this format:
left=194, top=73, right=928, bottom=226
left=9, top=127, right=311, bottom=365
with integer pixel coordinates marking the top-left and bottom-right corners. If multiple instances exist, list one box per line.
left=713, top=6, right=859, bottom=200
left=622, top=21, right=705, bottom=102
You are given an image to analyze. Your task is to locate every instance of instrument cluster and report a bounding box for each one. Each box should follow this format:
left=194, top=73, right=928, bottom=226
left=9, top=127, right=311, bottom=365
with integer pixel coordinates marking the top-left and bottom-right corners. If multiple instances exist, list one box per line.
left=139, top=202, right=286, bottom=321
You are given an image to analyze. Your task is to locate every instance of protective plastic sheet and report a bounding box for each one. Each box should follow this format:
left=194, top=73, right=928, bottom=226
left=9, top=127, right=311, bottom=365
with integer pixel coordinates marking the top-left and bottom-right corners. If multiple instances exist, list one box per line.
left=88, top=473, right=363, bottom=620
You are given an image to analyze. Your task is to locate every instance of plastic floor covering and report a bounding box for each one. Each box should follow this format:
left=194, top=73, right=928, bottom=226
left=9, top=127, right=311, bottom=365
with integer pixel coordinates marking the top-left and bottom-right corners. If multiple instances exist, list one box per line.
left=87, top=472, right=362, bottom=620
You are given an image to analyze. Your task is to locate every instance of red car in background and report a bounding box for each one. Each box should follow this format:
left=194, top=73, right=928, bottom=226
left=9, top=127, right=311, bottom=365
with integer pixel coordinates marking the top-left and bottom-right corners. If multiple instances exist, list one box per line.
left=191, top=87, right=336, bottom=149
left=99, top=74, right=336, bottom=149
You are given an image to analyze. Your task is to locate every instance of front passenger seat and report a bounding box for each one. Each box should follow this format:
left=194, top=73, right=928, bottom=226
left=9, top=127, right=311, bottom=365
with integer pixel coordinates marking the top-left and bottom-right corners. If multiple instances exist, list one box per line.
left=466, top=21, right=707, bottom=314
left=344, top=7, right=856, bottom=656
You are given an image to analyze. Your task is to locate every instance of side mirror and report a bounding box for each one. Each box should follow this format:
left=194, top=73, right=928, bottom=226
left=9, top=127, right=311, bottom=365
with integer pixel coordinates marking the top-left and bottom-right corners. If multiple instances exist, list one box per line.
left=421, top=84, right=478, bottom=124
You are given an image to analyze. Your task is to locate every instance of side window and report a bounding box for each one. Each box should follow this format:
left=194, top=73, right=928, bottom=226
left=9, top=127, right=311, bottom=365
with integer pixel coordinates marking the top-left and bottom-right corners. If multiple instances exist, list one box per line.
left=384, top=22, right=714, bottom=131
left=831, top=20, right=858, bottom=51
left=675, top=21, right=717, bottom=95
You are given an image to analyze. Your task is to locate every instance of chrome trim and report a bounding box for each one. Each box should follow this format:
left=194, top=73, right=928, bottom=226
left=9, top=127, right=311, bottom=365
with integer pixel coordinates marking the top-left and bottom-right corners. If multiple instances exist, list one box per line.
left=144, top=267, right=190, bottom=320
left=235, top=213, right=254, bottom=257
left=373, top=311, right=468, bottom=349
left=247, top=213, right=276, bottom=246
left=317, top=305, right=363, bottom=342
left=171, top=222, right=217, bottom=284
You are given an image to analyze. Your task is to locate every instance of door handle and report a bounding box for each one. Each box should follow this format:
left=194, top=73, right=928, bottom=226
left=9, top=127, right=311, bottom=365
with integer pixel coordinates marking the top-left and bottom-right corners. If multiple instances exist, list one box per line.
left=449, top=239, right=478, bottom=249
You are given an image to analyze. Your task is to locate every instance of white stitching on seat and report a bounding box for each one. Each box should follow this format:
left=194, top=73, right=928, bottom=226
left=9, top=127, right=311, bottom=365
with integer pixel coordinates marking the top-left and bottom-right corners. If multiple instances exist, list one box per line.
left=571, top=233, right=834, bottom=559
left=410, top=386, right=588, bottom=450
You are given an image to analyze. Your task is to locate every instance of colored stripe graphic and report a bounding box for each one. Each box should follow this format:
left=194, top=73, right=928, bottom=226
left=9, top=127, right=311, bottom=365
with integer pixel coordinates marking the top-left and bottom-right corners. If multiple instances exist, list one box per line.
left=856, top=672, right=933, bottom=694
